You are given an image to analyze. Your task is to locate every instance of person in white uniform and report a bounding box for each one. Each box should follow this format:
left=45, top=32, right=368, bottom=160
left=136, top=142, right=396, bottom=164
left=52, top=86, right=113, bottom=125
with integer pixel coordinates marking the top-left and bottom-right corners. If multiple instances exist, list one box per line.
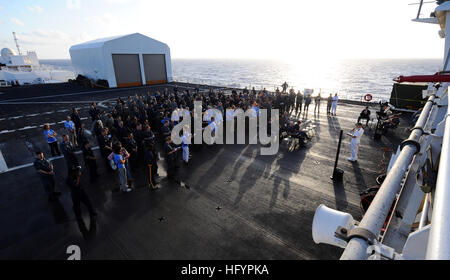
left=226, top=106, right=236, bottom=122
left=204, top=107, right=214, bottom=122
left=171, top=107, right=180, bottom=125
left=331, top=93, right=339, bottom=116
left=180, top=125, right=191, bottom=165
left=348, top=123, right=364, bottom=162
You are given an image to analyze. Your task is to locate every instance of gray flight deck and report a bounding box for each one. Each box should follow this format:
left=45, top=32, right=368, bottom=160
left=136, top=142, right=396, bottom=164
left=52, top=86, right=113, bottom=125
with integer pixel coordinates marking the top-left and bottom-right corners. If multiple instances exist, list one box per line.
left=0, top=83, right=410, bottom=259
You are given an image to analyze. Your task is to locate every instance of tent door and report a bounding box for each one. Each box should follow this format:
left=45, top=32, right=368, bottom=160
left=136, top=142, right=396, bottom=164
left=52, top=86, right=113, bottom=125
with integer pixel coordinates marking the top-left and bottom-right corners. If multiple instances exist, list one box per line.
left=112, top=54, right=143, bottom=87
left=143, top=54, right=167, bottom=85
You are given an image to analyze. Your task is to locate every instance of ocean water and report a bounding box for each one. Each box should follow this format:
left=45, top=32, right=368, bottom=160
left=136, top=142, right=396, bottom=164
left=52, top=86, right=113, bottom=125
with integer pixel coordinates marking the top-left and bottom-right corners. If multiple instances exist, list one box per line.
left=40, top=58, right=442, bottom=101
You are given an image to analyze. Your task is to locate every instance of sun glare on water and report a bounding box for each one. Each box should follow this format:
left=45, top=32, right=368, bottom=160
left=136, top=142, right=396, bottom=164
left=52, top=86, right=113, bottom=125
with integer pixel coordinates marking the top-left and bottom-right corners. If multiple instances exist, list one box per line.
left=277, top=57, right=344, bottom=97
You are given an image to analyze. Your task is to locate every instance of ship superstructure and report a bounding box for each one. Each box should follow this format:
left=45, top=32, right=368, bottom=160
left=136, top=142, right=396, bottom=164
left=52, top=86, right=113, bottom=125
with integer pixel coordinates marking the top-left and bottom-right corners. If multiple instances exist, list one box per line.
left=312, top=0, right=450, bottom=260
left=0, top=33, right=74, bottom=86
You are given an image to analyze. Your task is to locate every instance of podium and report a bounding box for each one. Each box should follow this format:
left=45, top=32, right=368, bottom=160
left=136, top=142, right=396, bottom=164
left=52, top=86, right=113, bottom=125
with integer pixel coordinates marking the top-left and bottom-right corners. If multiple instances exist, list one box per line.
left=331, top=130, right=344, bottom=182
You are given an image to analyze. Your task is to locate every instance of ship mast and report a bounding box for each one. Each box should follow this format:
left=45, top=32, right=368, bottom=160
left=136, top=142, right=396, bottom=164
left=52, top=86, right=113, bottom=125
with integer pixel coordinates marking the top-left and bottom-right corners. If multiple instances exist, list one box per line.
left=12, top=32, right=22, bottom=55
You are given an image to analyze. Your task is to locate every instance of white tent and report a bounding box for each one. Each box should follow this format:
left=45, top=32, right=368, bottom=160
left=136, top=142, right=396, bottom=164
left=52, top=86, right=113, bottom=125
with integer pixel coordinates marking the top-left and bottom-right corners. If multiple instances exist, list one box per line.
left=69, top=33, right=172, bottom=88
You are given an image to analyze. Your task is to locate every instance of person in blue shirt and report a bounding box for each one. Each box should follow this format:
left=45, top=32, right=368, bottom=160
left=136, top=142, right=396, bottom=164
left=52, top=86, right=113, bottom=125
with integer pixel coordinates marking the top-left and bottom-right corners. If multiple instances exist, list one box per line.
left=43, top=124, right=61, bottom=157
left=113, top=144, right=132, bottom=193
left=64, top=116, right=78, bottom=147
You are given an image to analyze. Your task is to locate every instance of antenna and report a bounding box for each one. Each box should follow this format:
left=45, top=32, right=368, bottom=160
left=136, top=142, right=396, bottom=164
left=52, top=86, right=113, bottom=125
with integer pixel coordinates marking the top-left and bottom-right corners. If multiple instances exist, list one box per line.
left=409, top=1, right=439, bottom=20
left=12, top=32, right=21, bottom=55
left=417, top=0, right=424, bottom=19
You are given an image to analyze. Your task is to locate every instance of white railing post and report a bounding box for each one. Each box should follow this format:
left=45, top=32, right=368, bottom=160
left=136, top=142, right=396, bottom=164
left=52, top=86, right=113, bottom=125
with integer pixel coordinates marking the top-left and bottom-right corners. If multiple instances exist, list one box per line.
left=426, top=99, right=450, bottom=259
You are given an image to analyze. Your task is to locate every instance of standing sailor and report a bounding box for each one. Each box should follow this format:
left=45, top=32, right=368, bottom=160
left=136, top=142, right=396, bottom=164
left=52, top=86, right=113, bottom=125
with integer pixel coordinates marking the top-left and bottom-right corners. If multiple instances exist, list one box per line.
left=314, top=92, right=321, bottom=114
left=64, top=116, right=77, bottom=147
left=180, top=126, right=191, bottom=165
left=295, top=90, right=303, bottom=116
left=164, top=136, right=180, bottom=181
left=331, top=93, right=339, bottom=116
left=60, top=134, right=80, bottom=175
left=326, top=94, right=333, bottom=115
left=144, top=142, right=159, bottom=189
left=208, top=116, right=217, bottom=142
left=33, top=151, right=61, bottom=201
left=347, top=123, right=364, bottom=162
left=82, top=141, right=98, bottom=183
left=282, top=81, right=289, bottom=93
left=304, top=91, right=312, bottom=116
left=225, top=105, right=236, bottom=142
left=43, top=124, right=61, bottom=157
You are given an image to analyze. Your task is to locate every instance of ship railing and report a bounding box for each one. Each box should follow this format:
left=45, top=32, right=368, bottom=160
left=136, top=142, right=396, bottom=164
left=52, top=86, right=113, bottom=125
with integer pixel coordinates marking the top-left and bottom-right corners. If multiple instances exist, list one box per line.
left=172, top=76, right=369, bottom=102
left=339, top=83, right=448, bottom=260
left=426, top=84, right=450, bottom=259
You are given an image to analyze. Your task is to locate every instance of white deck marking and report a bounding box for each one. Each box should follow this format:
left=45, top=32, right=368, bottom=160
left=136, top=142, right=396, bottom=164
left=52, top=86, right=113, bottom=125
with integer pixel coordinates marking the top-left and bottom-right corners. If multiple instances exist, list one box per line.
left=0, top=150, right=8, bottom=173
left=17, top=126, right=37, bottom=131
left=0, top=146, right=99, bottom=174
left=0, top=117, right=88, bottom=134
left=0, top=101, right=102, bottom=105
left=26, top=113, right=39, bottom=117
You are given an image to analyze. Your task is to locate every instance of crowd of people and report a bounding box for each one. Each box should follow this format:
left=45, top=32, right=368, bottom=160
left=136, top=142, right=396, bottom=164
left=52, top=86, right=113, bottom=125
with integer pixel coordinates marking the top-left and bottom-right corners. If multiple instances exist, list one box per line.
left=35, top=84, right=343, bottom=238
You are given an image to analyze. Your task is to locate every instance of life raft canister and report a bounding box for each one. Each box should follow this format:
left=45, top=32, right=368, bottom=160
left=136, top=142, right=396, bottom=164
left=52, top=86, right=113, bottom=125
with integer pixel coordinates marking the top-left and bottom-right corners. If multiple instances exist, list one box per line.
left=364, top=94, right=373, bottom=102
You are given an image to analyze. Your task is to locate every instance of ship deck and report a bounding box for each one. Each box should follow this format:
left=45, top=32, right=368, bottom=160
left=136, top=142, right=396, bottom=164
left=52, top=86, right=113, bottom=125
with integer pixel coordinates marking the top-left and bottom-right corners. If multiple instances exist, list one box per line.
left=0, top=83, right=411, bottom=259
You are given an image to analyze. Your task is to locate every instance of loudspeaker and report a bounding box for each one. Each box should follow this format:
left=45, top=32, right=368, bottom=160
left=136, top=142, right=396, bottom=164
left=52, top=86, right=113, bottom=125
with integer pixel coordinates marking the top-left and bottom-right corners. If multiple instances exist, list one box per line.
left=331, top=168, right=344, bottom=182
left=312, top=204, right=356, bottom=248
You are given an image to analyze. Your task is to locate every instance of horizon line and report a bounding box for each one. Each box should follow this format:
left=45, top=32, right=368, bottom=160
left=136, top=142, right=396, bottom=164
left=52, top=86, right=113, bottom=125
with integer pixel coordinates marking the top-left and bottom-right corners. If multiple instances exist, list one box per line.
left=38, top=57, right=444, bottom=61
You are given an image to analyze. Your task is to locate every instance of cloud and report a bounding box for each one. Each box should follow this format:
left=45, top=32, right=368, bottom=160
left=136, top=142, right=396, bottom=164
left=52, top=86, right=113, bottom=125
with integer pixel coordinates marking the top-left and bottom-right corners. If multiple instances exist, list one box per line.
left=33, top=29, right=71, bottom=41
left=67, top=0, right=81, bottom=10
left=11, top=18, right=25, bottom=26
left=83, top=14, right=115, bottom=26
left=18, top=29, right=73, bottom=46
left=102, top=0, right=133, bottom=3
left=15, top=29, right=84, bottom=58
left=27, top=5, right=44, bottom=13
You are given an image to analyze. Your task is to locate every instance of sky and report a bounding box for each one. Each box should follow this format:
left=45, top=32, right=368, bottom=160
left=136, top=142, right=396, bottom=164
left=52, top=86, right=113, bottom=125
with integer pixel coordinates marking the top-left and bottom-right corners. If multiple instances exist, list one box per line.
left=0, top=0, right=446, bottom=60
